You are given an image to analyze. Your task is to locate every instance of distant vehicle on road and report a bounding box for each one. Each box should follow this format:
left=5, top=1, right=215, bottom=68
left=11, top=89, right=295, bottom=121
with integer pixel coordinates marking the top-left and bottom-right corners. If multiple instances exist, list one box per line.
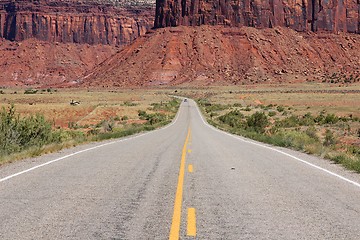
left=184, top=99, right=187, bottom=102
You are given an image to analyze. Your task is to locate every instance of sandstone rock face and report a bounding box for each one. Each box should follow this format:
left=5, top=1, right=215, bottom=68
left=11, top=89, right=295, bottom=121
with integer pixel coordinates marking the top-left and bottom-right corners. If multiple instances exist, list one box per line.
left=81, top=26, right=360, bottom=87
left=0, top=0, right=155, bottom=46
left=154, top=0, right=360, bottom=34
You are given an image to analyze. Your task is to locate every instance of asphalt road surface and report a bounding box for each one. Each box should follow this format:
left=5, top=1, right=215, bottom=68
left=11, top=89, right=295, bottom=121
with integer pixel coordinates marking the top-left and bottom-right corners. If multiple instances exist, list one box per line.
left=1, top=99, right=360, bottom=239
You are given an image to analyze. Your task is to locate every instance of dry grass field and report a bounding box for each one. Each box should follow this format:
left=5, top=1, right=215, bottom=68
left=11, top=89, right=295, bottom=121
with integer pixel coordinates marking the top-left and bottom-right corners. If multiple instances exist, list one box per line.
left=0, top=88, right=180, bottom=164
left=186, top=84, right=359, bottom=140
left=0, top=84, right=359, bottom=170
left=209, top=85, right=359, bottom=117
left=0, top=89, right=174, bottom=128
left=180, top=83, right=359, bottom=114
left=1, top=84, right=358, bottom=142
left=178, top=83, right=360, bottom=172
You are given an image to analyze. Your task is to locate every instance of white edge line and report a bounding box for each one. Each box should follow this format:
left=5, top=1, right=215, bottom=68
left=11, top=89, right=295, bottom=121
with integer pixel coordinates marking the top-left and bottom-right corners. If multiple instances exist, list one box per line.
left=0, top=101, right=183, bottom=183
left=192, top=99, right=360, bottom=189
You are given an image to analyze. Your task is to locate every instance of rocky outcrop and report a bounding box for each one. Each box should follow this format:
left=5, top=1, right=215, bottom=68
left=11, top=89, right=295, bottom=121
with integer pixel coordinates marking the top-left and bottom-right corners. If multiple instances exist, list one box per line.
left=0, top=0, right=155, bottom=46
left=154, top=0, right=360, bottom=34
left=80, top=26, right=360, bottom=87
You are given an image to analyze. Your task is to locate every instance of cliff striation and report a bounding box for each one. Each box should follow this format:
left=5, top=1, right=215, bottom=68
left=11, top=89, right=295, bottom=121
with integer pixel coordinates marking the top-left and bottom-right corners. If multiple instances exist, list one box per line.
left=0, top=0, right=155, bottom=46
left=154, top=0, right=360, bottom=34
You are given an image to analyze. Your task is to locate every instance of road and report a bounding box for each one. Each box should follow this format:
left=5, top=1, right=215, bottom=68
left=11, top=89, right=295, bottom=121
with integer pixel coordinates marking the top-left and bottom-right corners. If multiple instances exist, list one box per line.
left=1, top=99, right=360, bottom=239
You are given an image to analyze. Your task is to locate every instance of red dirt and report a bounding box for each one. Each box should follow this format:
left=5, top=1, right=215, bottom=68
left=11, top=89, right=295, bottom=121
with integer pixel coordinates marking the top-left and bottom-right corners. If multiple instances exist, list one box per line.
left=0, top=38, right=119, bottom=88
left=80, top=26, right=360, bottom=87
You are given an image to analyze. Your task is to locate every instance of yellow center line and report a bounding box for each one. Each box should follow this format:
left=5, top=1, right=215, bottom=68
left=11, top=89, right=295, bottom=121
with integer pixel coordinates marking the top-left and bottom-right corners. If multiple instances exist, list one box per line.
left=188, top=164, right=193, bottom=173
left=169, top=128, right=191, bottom=240
left=187, top=208, right=197, bottom=236
left=188, top=149, right=192, bottom=153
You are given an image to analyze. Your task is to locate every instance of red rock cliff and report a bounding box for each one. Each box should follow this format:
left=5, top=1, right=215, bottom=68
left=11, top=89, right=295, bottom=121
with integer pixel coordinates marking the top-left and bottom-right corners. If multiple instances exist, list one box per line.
left=0, top=0, right=155, bottom=46
left=154, top=0, right=360, bottom=34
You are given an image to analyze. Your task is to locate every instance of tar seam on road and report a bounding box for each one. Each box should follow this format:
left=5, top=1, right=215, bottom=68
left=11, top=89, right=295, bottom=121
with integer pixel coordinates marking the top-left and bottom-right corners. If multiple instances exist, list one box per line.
left=0, top=103, right=183, bottom=184
left=169, top=128, right=191, bottom=240
left=187, top=208, right=196, bottom=236
left=194, top=100, right=360, bottom=189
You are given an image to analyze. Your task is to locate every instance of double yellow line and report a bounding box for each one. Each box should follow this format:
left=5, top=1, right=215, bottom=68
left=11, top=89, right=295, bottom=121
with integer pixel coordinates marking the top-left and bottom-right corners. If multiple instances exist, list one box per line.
left=169, top=128, right=196, bottom=239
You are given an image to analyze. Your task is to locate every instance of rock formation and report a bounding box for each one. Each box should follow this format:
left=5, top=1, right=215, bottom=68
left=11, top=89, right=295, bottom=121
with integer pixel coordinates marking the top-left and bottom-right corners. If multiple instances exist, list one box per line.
left=0, top=0, right=155, bottom=46
left=81, top=26, right=360, bottom=87
left=0, top=37, right=119, bottom=87
left=154, top=0, right=360, bottom=34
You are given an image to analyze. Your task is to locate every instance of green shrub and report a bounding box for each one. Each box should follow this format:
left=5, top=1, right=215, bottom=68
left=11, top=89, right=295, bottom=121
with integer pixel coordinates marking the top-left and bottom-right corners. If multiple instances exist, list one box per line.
left=339, top=116, right=350, bottom=122
left=329, top=154, right=360, bottom=173
left=0, top=105, right=54, bottom=156
left=275, top=115, right=299, bottom=128
left=323, top=129, right=337, bottom=146
left=277, top=106, right=285, bottom=112
left=24, top=89, right=38, bottom=94
left=275, top=130, right=317, bottom=151
left=331, top=155, right=347, bottom=164
left=165, top=98, right=181, bottom=112
left=146, top=113, right=167, bottom=125
left=205, top=104, right=229, bottom=113
left=347, top=146, right=360, bottom=157
left=210, top=112, right=218, bottom=118
left=218, top=110, right=245, bottom=128
left=233, top=103, right=243, bottom=107
left=138, top=110, right=147, bottom=119
left=123, top=101, right=138, bottom=106
left=138, top=110, right=168, bottom=125
left=121, top=115, right=129, bottom=121
left=151, top=99, right=180, bottom=112
left=246, top=112, right=269, bottom=133
left=197, top=98, right=211, bottom=107
left=300, top=112, right=315, bottom=126
left=268, top=111, right=276, bottom=117
left=244, top=106, right=251, bottom=111
left=323, top=114, right=339, bottom=124
left=18, top=114, right=53, bottom=147
left=314, top=113, right=325, bottom=124
left=305, top=126, right=319, bottom=141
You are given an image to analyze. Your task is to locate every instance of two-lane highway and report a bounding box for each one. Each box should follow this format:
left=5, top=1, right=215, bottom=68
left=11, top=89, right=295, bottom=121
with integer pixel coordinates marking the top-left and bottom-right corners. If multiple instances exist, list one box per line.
left=1, top=99, right=360, bottom=239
